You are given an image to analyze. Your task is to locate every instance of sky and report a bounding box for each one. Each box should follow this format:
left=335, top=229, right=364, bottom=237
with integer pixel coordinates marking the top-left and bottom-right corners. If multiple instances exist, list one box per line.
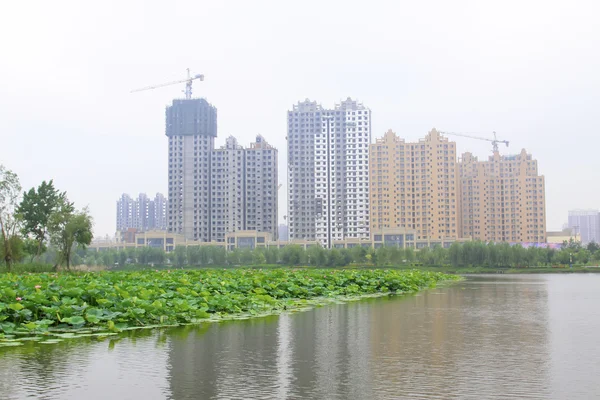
left=1, top=0, right=598, bottom=237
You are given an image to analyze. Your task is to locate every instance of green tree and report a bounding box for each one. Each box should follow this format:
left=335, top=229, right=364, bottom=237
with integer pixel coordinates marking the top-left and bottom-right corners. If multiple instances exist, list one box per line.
left=432, top=245, right=446, bottom=265
left=118, top=250, right=127, bottom=266
left=0, top=235, right=25, bottom=265
left=0, top=165, right=22, bottom=270
left=449, top=242, right=462, bottom=267
left=350, top=245, right=367, bottom=264
left=22, top=237, right=39, bottom=262
left=586, top=241, right=599, bottom=253
left=327, top=248, right=345, bottom=267
left=281, top=245, right=303, bottom=265
left=173, top=246, right=187, bottom=267
left=187, top=246, right=201, bottom=265
left=576, top=249, right=591, bottom=265
left=48, top=204, right=93, bottom=270
left=252, top=248, right=266, bottom=265
left=240, top=248, right=254, bottom=265
left=227, top=248, right=241, bottom=265
left=17, top=180, right=67, bottom=259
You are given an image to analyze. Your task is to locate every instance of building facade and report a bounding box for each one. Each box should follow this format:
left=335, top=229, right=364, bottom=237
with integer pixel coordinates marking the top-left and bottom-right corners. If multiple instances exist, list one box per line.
left=369, top=129, right=459, bottom=240
left=568, top=210, right=600, bottom=244
left=116, top=193, right=133, bottom=232
left=244, top=135, right=278, bottom=238
left=288, top=98, right=371, bottom=247
left=116, top=193, right=167, bottom=232
left=210, top=136, right=278, bottom=242
left=166, top=98, right=217, bottom=241
left=287, top=99, right=320, bottom=241
left=459, top=149, right=546, bottom=243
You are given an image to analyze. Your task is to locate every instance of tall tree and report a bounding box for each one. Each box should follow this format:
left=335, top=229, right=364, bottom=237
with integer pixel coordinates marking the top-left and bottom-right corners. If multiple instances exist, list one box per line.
left=48, top=203, right=93, bottom=270
left=0, top=165, right=22, bottom=270
left=17, top=180, right=67, bottom=258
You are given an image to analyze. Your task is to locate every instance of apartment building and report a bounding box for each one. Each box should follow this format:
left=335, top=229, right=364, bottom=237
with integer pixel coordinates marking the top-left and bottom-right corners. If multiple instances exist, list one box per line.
left=211, top=136, right=245, bottom=241
left=166, top=98, right=217, bottom=241
left=287, top=99, right=320, bottom=241
left=369, top=129, right=459, bottom=240
left=459, top=149, right=546, bottom=243
left=568, top=210, right=600, bottom=244
left=116, top=193, right=167, bottom=232
left=288, top=98, right=371, bottom=247
left=209, top=136, right=278, bottom=241
left=244, top=135, right=278, bottom=238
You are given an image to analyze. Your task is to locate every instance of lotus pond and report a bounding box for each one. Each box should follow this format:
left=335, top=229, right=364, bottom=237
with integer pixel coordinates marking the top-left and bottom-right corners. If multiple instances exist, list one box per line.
left=0, top=269, right=459, bottom=346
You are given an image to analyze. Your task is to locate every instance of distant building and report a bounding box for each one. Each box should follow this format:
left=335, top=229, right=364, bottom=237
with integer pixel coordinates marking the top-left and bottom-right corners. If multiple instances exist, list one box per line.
left=568, top=210, right=600, bottom=244
left=278, top=224, right=288, bottom=241
left=369, top=129, right=459, bottom=240
left=547, top=228, right=581, bottom=245
left=116, top=193, right=167, bottom=232
left=287, top=98, right=371, bottom=247
left=459, top=149, right=546, bottom=243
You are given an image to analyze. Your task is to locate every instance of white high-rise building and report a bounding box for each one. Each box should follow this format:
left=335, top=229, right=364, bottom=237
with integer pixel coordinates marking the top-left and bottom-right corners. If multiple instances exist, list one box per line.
left=288, top=98, right=371, bottom=247
left=568, top=210, right=600, bottom=244
left=116, top=193, right=167, bottom=232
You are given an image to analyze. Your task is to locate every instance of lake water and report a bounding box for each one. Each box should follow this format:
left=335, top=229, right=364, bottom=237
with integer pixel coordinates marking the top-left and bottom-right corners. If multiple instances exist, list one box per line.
left=1, top=274, right=599, bottom=399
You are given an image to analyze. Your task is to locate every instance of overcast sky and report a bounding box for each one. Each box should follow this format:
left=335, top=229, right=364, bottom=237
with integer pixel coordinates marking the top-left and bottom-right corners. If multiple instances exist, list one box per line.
left=1, top=0, right=598, bottom=237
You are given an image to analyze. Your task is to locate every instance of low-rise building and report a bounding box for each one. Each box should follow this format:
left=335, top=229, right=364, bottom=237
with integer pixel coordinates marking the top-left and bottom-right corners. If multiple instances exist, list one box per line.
left=546, top=228, right=581, bottom=245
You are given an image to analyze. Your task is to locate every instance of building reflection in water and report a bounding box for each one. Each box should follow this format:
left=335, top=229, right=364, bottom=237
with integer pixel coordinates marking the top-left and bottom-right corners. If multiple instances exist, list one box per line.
left=166, top=276, right=552, bottom=399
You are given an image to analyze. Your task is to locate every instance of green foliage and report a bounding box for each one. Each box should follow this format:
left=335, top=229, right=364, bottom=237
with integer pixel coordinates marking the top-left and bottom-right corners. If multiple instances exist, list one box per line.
left=17, top=180, right=67, bottom=259
left=0, top=165, right=22, bottom=271
left=0, top=269, right=458, bottom=341
left=0, top=235, right=25, bottom=265
left=80, top=240, right=600, bottom=271
left=48, top=205, right=93, bottom=270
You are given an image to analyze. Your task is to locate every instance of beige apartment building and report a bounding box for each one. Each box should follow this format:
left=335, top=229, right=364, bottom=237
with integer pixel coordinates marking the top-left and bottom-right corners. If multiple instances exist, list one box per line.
left=459, top=149, right=546, bottom=243
left=369, top=129, right=459, bottom=240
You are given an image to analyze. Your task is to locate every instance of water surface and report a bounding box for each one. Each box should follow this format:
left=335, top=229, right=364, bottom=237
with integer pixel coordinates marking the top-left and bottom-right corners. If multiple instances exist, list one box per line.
left=1, top=274, right=599, bottom=399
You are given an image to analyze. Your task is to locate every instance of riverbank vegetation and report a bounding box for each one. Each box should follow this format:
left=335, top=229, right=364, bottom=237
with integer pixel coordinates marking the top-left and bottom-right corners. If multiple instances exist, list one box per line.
left=0, top=269, right=458, bottom=345
left=0, top=165, right=93, bottom=272
left=66, top=239, right=600, bottom=271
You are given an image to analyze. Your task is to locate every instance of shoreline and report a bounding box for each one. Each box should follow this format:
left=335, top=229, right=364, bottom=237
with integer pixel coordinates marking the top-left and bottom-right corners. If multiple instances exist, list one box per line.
left=0, top=269, right=459, bottom=347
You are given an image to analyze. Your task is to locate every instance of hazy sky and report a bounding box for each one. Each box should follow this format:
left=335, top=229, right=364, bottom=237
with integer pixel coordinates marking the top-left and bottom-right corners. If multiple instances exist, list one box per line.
left=1, top=0, right=598, bottom=237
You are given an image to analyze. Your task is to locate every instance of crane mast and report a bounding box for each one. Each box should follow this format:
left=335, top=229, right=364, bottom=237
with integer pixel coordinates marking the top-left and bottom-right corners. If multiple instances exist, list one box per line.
left=130, top=68, right=204, bottom=99
left=440, top=131, right=509, bottom=153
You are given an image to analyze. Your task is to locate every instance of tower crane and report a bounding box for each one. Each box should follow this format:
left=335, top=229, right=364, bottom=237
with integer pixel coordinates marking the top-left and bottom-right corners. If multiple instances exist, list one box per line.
left=130, top=68, right=204, bottom=99
left=440, top=131, right=509, bottom=153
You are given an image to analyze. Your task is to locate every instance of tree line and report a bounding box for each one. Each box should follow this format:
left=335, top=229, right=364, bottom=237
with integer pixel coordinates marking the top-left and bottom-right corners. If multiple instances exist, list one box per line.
left=83, top=238, right=600, bottom=269
left=0, top=165, right=93, bottom=271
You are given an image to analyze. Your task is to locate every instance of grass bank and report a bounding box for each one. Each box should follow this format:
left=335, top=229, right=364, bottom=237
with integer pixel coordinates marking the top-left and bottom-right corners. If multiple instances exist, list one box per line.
left=0, top=269, right=459, bottom=346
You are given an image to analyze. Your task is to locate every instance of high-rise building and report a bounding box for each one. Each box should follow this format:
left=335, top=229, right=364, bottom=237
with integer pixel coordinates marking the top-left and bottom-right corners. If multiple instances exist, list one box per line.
left=458, top=149, right=546, bottom=243
left=244, top=135, right=278, bottom=238
left=210, top=135, right=278, bottom=242
left=211, top=137, right=245, bottom=242
left=369, top=129, right=459, bottom=240
left=568, top=210, right=600, bottom=244
left=116, top=193, right=167, bottom=232
left=278, top=224, right=289, bottom=241
left=287, top=99, right=320, bottom=241
left=116, top=193, right=133, bottom=232
left=166, top=98, right=217, bottom=241
left=148, top=193, right=168, bottom=231
left=287, top=98, right=371, bottom=247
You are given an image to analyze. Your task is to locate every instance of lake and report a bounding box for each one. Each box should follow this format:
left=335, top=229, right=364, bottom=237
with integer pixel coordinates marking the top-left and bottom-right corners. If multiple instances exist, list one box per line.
left=1, top=274, right=599, bottom=399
